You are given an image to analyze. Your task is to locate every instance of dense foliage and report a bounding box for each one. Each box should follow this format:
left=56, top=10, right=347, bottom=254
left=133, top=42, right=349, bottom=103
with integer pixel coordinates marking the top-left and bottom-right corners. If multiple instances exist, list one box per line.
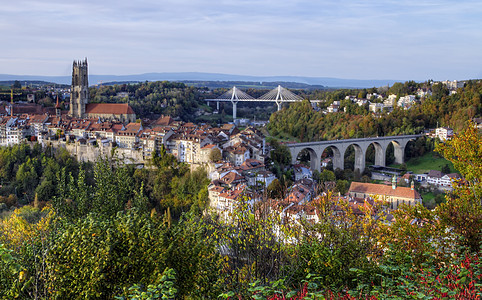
left=0, top=148, right=219, bottom=299
left=0, top=144, right=79, bottom=209
left=89, top=81, right=207, bottom=121
left=0, top=125, right=481, bottom=299
left=0, top=144, right=209, bottom=220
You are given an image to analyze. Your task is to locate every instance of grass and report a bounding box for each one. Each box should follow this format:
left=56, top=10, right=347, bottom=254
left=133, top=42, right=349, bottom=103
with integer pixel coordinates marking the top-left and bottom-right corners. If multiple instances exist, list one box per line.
left=390, top=151, right=457, bottom=174
left=421, top=191, right=435, bottom=203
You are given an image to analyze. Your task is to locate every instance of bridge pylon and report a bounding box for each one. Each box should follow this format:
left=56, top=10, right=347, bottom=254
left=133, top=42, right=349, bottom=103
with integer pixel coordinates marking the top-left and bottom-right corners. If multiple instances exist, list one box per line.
left=258, top=85, right=303, bottom=111
left=204, top=85, right=314, bottom=118
left=215, top=86, right=255, bottom=119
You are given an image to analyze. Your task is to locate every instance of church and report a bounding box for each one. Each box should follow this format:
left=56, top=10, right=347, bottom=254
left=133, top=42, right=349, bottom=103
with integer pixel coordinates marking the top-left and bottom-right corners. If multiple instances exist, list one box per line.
left=70, top=59, right=136, bottom=123
left=348, top=176, right=422, bottom=210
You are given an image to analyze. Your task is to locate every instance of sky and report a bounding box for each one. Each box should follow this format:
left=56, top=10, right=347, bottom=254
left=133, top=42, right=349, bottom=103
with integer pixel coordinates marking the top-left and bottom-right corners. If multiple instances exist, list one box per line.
left=1, top=0, right=481, bottom=81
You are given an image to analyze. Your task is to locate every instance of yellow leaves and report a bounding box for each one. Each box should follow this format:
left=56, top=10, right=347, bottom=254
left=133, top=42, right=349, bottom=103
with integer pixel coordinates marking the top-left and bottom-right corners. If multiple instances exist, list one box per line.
left=435, top=122, right=482, bottom=251
left=437, top=122, right=482, bottom=183
left=18, top=270, right=27, bottom=282
left=0, top=206, right=56, bottom=249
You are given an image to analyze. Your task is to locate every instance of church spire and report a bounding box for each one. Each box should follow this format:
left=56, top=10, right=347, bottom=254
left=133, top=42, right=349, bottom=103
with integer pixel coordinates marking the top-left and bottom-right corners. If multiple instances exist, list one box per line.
left=55, top=95, right=61, bottom=118
left=392, top=175, right=397, bottom=190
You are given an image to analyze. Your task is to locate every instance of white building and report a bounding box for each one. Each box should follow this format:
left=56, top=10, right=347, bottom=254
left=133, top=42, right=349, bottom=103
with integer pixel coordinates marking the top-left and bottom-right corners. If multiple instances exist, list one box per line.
left=427, top=170, right=460, bottom=188
left=435, top=127, right=453, bottom=141
left=440, top=80, right=465, bottom=90
left=246, top=170, right=276, bottom=188
left=397, top=95, right=416, bottom=109
left=369, top=102, right=384, bottom=113
left=417, top=88, right=432, bottom=98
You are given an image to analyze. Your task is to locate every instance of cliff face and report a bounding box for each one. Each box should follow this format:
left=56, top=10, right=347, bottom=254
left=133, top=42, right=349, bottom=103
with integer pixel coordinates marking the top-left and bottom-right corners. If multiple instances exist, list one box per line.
left=47, top=140, right=147, bottom=164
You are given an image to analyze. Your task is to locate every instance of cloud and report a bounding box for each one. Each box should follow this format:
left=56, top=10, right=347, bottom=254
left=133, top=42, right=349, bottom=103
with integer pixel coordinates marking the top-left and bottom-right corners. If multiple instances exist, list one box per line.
left=0, top=0, right=481, bottom=80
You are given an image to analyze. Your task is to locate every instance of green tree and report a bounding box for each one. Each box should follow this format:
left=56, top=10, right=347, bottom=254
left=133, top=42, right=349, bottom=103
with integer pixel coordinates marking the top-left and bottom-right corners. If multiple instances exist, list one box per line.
left=209, top=148, right=222, bottom=163
left=266, top=178, right=284, bottom=199
left=12, top=80, right=21, bottom=89
left=0, top=244, right=29, bottom=299
left=436, top=123, right=482, bottom=251
left=335, top=179, right=349, bottom=195
left=269, top=140, right=291, bottom=168
left=117, top=268, right=177, bottom=300
left=291, top=193, right=381, bottom=289
left=441, top=163, right=451, bottom=174
left=319, top=169, right=336, bottom=183
left=46, top=211, right=168, bottom=299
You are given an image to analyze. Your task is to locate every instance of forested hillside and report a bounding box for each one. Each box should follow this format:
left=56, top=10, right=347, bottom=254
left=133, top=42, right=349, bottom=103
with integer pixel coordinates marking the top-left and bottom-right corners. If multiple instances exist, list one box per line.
left=89, top=81, right=208, bottom=121
left=269, top=80, right=482, bottom=142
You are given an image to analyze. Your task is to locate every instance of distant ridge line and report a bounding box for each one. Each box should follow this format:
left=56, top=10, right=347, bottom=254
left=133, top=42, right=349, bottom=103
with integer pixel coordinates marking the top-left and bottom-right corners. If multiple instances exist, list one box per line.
left=0, top=72, right=404, bottom=88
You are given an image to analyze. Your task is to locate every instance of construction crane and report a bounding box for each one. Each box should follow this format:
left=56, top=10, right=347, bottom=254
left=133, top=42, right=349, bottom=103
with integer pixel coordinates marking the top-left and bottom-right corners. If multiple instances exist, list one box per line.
left=0, top=89, right=22, bottom=101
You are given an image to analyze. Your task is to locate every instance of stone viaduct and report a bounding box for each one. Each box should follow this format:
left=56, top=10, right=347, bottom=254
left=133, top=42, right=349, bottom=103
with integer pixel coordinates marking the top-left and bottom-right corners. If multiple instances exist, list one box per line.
left=286, top=134, right=422, bottom=173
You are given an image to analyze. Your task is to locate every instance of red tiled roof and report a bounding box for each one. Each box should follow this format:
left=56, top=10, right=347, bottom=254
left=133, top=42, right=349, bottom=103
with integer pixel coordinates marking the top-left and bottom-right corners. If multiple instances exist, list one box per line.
left=239, top=159, right=264, bottom=170
left=26, top=114, right=48, bottom=123
left=85, top=103, right=135, bottom=115
left=221, top=171, right=245, bottom=185
left=428, top=170, right=443, bottom=178
left=446, top=173, right=461, bottom=179
left=349, top=182, right=421, bottom=200
left=153, top=115, right=174, bottom=126
left=12, top=104, right=44, bottom=114
left=209, top=186, right=225, bottom=193
left=201, top=144, right=216, bottom=150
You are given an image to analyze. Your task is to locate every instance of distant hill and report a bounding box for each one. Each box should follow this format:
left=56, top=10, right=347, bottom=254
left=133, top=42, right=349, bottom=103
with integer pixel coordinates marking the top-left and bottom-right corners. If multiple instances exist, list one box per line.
left=0, top=80, right=69, bottom=88
left=0, top=72, right=403, bottom=88
left=179, top=80, right=326, bottom=90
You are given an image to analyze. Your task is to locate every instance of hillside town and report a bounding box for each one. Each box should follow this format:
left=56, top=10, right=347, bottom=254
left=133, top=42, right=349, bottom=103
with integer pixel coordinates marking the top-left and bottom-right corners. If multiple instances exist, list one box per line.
left=1, top=0, right=481, bottom=297
left=0, top=60, right=469, bottom=227
left=322, top=80, right=466, bottom=115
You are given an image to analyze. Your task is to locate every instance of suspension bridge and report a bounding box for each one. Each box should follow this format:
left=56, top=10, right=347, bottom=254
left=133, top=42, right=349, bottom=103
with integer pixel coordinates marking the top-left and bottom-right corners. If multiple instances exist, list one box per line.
left=204, top=85, right=322, bottom=119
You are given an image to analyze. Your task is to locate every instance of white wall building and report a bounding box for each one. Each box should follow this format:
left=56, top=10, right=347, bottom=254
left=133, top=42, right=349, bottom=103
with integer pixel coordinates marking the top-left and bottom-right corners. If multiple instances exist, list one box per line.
left=435, top=127, right=453, bottom=141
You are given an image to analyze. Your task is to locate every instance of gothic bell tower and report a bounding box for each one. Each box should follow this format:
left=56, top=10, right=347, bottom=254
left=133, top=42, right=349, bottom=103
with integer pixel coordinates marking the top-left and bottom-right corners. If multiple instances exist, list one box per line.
left=70, top=58, right=89, bottom=118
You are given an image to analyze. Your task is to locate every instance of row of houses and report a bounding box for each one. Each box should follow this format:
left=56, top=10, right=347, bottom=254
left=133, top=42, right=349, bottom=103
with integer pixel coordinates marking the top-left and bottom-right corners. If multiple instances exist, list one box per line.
left=207, top=153, right=424, bottom=225
left=207, top=143, right=438, bottom=224
left=208, top=165, right=319, bottom=224
left=337, top=83, right=467, bottom=114
left=326, top=93, right=421, bottom=114
left=208, top=171, right=414, bottom=226
left=0, top=109, right=268, bottom=169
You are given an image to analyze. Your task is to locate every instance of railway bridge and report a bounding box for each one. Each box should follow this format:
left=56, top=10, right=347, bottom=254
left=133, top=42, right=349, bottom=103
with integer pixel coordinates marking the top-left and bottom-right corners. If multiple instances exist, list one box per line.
left=286, top=134, right=423, bottom=173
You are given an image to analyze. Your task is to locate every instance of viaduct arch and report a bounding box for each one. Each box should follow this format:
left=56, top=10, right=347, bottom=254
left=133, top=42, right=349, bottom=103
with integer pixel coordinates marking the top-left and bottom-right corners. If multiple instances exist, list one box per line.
left=286, top=135, right=422, bottom=173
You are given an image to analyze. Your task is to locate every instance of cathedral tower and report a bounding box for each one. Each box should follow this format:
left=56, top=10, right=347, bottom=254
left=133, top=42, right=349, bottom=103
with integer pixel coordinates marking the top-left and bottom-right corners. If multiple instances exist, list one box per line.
left=70, top=58, right=89, bottom=118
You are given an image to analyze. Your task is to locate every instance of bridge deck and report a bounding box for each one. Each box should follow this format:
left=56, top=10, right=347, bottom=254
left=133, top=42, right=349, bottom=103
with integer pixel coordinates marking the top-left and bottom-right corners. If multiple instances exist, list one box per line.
left=285, top=134, right=423, bottom=147
left=205, top=98, right=323, bottom=103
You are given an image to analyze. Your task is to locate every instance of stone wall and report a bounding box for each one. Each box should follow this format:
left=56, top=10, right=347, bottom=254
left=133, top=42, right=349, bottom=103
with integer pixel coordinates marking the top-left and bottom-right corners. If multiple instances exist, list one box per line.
left=45, top=140, right=147, bottom=165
